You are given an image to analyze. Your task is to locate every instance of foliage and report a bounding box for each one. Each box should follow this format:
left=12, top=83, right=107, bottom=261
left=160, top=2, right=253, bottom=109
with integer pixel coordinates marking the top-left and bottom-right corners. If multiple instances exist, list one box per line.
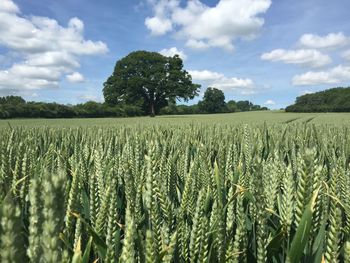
left=286, top=87, right=350, bottom=112
left=0, top=121, right=349, bottom=262
left=0, top=95, right=267, bottom=119
left=103, top=51, right=200, bottom=116
left=198, top=87, right=226, bottom=113
left=0, top=98, right=143, bottom=119
left=226, top=100, right=238, bottom=112
left=0, top=96, right=26, bottom=105
left=160, top=99, right=267, bottom=115
left=197, top=89, right=267, bottom=114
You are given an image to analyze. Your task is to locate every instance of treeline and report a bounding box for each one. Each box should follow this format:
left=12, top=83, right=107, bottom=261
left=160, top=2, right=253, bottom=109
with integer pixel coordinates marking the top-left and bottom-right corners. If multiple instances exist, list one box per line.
left=286, top=87, right=350, bottom=112
left=0, top=94, right=267, bottom=119
left=0, top=96, right=142, bottom=119
left=161, top=100, right=268, bottom=115
left=160, top=87, right=268, bottom=115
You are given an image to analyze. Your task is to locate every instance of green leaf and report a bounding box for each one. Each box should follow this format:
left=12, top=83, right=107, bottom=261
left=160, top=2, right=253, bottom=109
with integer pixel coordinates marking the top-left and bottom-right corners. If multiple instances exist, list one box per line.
left=267, top=226, right=286, bottom=260
left=288, top=188, right=320, bottom=263
left=59, top=233, right=74, bottom=252
left=311, top=222, right=326, bottom=263
left=71, top=236, right=82, bottom=263
left=71, top=212, right=107, bottom=260
left=82, top=237, right=92, bottom=263
left=81, top=189, right=90, bottom=220
left=312, top=222, right=326, bottom=254
left=214, top=161, right=224, bottom=206
left=71, top=253, right=82, bottom=263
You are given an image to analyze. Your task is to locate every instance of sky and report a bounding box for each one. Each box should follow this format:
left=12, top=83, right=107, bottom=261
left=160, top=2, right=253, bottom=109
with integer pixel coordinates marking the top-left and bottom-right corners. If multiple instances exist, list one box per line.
left=0, top=0, right=350, bottom=109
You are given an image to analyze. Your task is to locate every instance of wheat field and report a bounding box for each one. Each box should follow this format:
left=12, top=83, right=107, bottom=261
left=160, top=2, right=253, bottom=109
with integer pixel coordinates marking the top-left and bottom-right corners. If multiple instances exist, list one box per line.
left=1, top=114, right=350, bottom=262
left=1, top=111, right=350, bottom=128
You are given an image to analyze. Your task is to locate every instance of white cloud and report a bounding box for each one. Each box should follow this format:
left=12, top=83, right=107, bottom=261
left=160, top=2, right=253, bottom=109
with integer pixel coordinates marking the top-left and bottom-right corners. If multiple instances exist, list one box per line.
left=66, top=72, right=85, bottom=83
left=211, top=77, right=254, bottom=91
left=189, top=70, right=224, bottom=81
left=189, top=69, right=255, bottom=94
left=144, top=0, right=178, bottom=35
left=299, top=90, right=314, bottom=95
left=159, top=47, right=187, bottom=60
left=78, top=94, right=102, bottom=102
left=145, top=17, right=172, bottom=35
left=261, top=49, right=331, bottom=68
left=25, top=52, right=80, bottom=68
left=0, top=0, right=108, bottom=91
left=186, top=39, right=210, bottom=50
left=146, top=0, right=271, bottom=51
left=0, top=68, right=59, bottom=90
left=299, top=32, right=349, bottom=49
left=292, top=65, right=350, bottom=86
left=342, top=50, right=350, bottom=60
left=264, top=99, right=275, bottom=105
left=0, top=0, right=19, bottom=13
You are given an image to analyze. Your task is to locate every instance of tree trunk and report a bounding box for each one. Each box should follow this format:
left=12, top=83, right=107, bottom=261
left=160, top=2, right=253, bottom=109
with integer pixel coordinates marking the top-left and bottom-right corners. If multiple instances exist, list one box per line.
left=150, top=102, right=155, bottom=117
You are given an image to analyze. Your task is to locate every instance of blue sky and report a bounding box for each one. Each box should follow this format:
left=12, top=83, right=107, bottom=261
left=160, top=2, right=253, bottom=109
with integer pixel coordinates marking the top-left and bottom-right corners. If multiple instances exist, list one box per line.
left=0, top=0, right=350, bottom=109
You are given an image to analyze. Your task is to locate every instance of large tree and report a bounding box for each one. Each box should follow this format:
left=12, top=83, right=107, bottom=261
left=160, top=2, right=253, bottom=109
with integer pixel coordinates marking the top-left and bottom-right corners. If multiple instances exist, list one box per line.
left=103, top=51, right=200, bottom=116
left=199, top=87, right=226, bottom=113
left=236, top=100, right=253, bottom=112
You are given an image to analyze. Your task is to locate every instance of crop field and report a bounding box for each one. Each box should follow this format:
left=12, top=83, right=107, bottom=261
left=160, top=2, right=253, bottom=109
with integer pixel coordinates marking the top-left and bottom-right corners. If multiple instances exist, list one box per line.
left=1, top=111, right=350, bottom=128
left=1, top=112, right=350, bottom=263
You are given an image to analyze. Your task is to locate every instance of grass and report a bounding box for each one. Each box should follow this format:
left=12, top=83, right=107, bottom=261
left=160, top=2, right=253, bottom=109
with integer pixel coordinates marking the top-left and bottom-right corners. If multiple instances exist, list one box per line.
left=0, top=111, right=349, bottom=128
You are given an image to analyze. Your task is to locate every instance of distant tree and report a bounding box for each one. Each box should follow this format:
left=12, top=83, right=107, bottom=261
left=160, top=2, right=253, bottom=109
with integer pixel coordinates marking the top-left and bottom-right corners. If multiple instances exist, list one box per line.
left=0, top=96, right=26, bottom=105
left=251, top=105, right=261, bottom=111
left=198, top=87, right=226, bottom=113
left=236, top=100, right=253, bottom=112
left=226, top=100, right=238, bottom=112
left=286, top=87, right=350, bottom=112
left=103, top=51, right=200, bottom=116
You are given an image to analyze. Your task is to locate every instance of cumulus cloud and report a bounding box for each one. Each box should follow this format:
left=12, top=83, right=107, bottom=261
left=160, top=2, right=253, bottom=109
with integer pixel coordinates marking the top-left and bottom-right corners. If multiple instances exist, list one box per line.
left=0, top=0, right=19, bottom=13
left=78, top=94, right=103, bottom=102
left=186, top=39, right=210, bottom=50
left=144, top=0, right=178, bottom=35
left=66, top=72, right=85, bottom=83
left=299, top=90, right=314, bottom=95
left=159, top=47, right=187, bottom=60
left=261, top=49, right=332, bottom=68
left=189, top=70, right=224, bottom=81
left=0, top=0, right=108, bottom=92
left=0, top=68, right=59, bottom=90
left=292, top=65, right=350, bottom=86
left=342, top=50, right=350, bottom=60
left=299, top=32, right=349, bottom=49
left=189, top=69, right=255, bottom=94
left=145, top=0, right=271, bottom=51
left=264, top=99, right=275, bottom=105
left=210, top=77, right=254, bottom=91
left=145, top=17, right=172, bottom=35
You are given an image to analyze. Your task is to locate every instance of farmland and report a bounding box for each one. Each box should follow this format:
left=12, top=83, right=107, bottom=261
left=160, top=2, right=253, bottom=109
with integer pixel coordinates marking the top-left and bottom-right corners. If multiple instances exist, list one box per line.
left=1, top=111, right=350, bottom=262
left=0, top=111, right=350, bottom=128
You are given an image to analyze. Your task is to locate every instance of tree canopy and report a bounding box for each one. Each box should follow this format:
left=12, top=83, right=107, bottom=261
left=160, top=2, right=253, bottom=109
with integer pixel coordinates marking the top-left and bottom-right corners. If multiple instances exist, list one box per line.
left=0, top=96, right=25, bottom=105
left=0, top=97, right=142, bottom=119
left=286, top=87, right=350, bottom=112
left=194, top=88, right=267, bottom=114
left=198, top=87, right=226, bottom=113
left=103, top=50, right=200, bottom=116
